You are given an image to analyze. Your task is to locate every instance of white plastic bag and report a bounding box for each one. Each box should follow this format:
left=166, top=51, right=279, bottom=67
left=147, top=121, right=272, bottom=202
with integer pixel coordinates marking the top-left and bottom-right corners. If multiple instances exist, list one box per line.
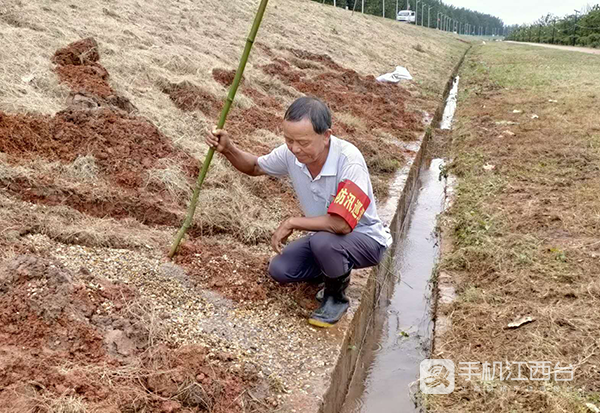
left=376, top=66, right=413, bottom=83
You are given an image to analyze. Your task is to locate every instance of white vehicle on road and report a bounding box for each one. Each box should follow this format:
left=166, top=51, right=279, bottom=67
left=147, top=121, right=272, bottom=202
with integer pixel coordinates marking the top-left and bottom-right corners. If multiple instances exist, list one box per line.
left=396, top=10, right=416, bottom=23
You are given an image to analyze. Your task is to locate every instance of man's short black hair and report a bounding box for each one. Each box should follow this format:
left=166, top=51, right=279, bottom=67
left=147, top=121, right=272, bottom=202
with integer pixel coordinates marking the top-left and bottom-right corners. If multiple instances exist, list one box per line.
left=284, top=96, right=332, bottom=135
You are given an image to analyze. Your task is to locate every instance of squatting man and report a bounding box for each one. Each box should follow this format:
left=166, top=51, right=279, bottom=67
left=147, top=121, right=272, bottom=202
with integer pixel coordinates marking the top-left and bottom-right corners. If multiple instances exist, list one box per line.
left=206, top=97, right=392, bottom=327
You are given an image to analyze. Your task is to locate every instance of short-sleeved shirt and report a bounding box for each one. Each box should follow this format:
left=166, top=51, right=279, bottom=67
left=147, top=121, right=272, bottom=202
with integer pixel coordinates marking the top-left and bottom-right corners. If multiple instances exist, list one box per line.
left=258, top=136, right=392, bottom=247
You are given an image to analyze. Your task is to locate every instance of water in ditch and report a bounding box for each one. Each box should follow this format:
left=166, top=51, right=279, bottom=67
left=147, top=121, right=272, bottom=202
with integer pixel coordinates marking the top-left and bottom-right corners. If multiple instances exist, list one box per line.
left=440, top=76, right=459, bottom=130
left=341, top=158, right=447, bottom=413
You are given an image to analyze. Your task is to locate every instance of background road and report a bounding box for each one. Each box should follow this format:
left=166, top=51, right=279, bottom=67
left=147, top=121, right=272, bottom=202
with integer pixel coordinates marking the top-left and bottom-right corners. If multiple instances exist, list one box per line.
left=505, top=40, right=600, bottom=55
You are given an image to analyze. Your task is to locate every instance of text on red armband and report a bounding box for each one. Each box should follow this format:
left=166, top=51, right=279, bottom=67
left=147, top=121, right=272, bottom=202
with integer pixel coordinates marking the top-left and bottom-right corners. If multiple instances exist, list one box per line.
left=327, top=180, right=371, bottom=229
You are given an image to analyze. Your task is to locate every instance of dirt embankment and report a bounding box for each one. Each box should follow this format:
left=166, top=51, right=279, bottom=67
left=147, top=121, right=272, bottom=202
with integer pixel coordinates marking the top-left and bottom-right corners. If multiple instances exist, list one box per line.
left=1, top=36, right=425, bottom=307
left=0, top=38, right=198, bottom=227
left=0, top=37, right=328, bottom=313
left=162, top=45, right=424, bottom=306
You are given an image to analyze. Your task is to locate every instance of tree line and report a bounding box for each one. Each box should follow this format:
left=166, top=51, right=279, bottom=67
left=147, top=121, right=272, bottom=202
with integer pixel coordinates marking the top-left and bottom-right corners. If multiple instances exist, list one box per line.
left=506, top=4, right=600, bottom=48
left=314, top=0, right=504, bottom=36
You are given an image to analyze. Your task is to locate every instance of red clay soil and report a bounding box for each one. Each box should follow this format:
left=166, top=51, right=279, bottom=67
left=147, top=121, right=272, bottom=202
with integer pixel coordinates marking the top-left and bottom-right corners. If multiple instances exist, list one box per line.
left=175, top=239, right=320, bottom=313
left=161, top=81, right=283, bottom=154
left=263, top=58, right=421, bottom=134
left=212, top=66, right=289, bottom=110
left=261, top=58, right=306, bottom=84
left=227, top=106, right=282, bottom=152
left=0, top=109, right=196, bottom=189
left=166, top=49, right=418, bottom=176
left=6, top=177, right=183, bottom=227
left=212, top=68, right=238, bottom=87
left=52, top=37, right=100, bottom=66
left=52, top=37, right=114, bottom=98
left=0, top=255, right=138, bottom=409
left=140, top=344, right=261, bottom=413
left=161, top=80, right=222, bottom=117
left=287, top=48, right=345, bottom=71
left=0, top=38, right=199, bottom=227
left=55, top=64, right=114, bottom=98
left=161, top=47, right=418, bottom=153
left=0, top=109, right=197, bottom=226
left=259, top=51, right=421, bottom=178
left=242, top=87, right=283, bottom=110
left=255, top=42, right=275, bottom=58
left=175, top=240, right=271, bottom=301
left=0, top=255, right=262, bottom=412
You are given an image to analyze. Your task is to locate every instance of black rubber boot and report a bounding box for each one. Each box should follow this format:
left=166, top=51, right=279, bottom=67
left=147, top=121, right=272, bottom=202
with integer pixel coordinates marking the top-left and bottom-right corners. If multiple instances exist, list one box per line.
left=308, top=272, right=350, bottom=328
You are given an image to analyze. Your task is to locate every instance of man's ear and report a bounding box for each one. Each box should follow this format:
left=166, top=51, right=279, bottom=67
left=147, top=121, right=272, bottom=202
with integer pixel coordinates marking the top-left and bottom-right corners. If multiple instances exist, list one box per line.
left=323, top=128, right=332, bottom=144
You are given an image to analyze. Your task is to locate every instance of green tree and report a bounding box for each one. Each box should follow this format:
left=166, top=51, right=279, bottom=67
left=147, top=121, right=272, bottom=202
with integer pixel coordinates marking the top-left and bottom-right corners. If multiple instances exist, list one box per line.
left=507, top=4, right=600, bottom=48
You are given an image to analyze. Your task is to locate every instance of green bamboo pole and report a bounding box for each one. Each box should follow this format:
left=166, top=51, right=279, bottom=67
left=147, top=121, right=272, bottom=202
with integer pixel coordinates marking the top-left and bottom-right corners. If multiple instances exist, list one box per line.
left=169, top=0, right=270, bottom=258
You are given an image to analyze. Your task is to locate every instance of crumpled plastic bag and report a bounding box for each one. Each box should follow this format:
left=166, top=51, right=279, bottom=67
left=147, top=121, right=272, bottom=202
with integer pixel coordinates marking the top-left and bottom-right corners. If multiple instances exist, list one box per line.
left=376, top=66, right=413, bottom=83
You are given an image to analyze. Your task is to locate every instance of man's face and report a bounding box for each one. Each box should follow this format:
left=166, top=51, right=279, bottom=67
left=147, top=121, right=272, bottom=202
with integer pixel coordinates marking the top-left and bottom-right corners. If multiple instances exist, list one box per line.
left=282, top=118, right=331, bottom=166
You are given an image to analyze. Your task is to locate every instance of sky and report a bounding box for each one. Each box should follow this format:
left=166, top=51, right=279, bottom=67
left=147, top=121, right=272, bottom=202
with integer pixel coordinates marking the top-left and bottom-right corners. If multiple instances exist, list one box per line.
left=441, top=0, right=594, bottom=25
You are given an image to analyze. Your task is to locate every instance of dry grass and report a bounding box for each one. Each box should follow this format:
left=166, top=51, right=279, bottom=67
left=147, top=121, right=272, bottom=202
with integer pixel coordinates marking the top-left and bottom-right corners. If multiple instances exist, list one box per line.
left=429, top=42, right=600, bottom=412
left=0, top=191, right=170, bottom=249
left=335, top=112, right=367, bottom=130
left=32, top=395, right=88, bottom=413
left=68, top=155, right=99, bottom=182
left=0, top=155, right=99, bottom=183
left=145, top=158, right=192, bottom=200
left=197, top=174, right=283, bottom=244
left=0, top=154, right=173, bottom=249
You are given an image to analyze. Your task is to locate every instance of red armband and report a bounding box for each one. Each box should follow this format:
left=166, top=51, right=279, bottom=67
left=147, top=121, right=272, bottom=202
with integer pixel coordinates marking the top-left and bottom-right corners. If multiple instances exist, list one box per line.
left=327, top=180, right=371, bottom=229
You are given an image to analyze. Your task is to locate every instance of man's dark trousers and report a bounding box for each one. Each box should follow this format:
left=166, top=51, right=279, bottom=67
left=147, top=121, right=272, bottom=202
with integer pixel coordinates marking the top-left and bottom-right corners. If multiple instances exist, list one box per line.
left=269, top=231, right=386, bottom=283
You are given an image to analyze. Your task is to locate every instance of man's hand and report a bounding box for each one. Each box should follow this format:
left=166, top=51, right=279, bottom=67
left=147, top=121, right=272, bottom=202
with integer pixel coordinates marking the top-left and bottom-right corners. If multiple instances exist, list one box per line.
left=205, top=127, right=264, bottom=176
left=271, top=219, right=294, bottom=254
left=205, top=128, right=231, bottom=153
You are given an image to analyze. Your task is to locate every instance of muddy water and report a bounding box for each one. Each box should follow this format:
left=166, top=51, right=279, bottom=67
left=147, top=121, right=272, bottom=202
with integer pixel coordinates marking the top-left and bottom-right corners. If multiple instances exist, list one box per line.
left=342, top=158, right=446, bottom=413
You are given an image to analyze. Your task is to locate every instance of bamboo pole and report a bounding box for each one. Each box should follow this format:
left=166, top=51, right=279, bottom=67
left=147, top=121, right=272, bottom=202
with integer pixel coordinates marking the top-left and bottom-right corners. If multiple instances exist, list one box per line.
left=169, top=0, right=270, bottom=258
